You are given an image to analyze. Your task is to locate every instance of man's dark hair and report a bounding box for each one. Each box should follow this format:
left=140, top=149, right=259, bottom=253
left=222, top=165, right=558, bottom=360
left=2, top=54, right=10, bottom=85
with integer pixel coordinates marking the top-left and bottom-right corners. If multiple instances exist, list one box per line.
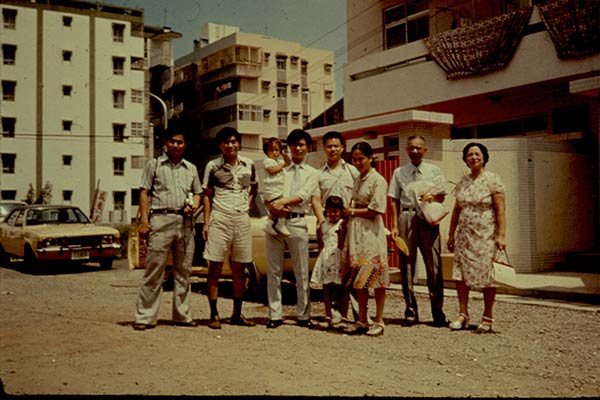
left=323, top=131, right=345, bottom=147
left=216, top=126, right=241, bottom=145
left=163, top=123, right=189, bottom=144
left=286, top=129, right=312, bottom=146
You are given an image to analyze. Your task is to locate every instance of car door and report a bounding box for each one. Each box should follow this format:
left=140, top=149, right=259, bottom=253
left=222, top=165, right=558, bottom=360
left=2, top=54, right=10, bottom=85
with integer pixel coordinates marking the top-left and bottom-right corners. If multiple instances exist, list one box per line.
left=1, top=209, right=25, bottom=257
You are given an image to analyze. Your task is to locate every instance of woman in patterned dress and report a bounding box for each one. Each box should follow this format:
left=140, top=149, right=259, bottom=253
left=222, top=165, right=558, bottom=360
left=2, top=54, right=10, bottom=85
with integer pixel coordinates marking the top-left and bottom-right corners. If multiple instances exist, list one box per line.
left=447, top=143, right=506, bottom=333
left=343, top=142, right=389, bottom=336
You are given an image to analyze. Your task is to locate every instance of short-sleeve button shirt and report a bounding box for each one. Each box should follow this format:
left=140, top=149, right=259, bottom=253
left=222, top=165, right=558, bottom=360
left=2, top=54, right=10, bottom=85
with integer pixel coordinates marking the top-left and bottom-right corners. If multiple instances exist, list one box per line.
left=140, top=154, right=202, bottom=210
left=387, top=161, right=447, bottom=208
left=203, top=155, right=257, bottom=214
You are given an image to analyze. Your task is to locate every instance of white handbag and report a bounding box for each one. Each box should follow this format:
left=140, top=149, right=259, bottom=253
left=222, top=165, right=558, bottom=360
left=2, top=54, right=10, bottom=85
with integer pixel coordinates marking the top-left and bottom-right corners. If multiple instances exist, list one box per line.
left=492, top=249, right=517, bottom=287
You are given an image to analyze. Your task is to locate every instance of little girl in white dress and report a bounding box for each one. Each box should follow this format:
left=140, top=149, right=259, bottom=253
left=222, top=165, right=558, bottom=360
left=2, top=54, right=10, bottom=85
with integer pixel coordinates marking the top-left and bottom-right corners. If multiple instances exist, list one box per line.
left=310, top=195, right=346, bottom=329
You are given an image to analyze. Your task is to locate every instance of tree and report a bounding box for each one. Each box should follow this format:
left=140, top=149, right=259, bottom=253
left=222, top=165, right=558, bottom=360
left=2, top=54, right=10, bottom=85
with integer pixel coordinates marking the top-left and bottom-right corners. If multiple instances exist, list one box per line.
left=24, top=184, right=35, bottom=205
left=36, top=181, right=53, bottom=204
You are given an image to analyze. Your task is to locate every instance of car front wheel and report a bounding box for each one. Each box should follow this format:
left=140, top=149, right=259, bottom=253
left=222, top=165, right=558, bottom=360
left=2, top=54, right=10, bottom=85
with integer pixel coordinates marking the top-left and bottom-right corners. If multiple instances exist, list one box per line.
left=99, top=259, right=113, bottom=270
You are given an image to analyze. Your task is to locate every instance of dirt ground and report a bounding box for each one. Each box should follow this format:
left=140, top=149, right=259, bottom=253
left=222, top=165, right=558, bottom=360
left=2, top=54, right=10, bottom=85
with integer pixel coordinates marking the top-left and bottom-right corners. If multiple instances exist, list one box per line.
left=0, top=259, right=599, bottom=397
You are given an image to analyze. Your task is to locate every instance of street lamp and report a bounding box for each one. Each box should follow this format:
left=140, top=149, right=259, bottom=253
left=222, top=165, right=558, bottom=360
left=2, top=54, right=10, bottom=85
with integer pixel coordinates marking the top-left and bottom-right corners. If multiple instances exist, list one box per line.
left=149, top=92, right=168, bottom=130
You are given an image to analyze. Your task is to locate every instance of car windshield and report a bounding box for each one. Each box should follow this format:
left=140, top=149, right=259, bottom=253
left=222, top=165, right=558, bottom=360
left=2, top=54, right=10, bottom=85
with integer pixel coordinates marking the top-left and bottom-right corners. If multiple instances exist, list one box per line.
left=0, top=203, right=25, bottom=218
left=26, top=207, right=92, bottom=226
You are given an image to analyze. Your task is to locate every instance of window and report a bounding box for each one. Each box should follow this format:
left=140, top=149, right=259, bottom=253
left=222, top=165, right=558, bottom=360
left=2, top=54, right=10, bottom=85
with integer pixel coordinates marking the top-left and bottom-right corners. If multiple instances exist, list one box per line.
left=263, top=52, right=270, bottom=63
left=276, top=55, right=286, bottom=71
left=113, top=90, right=125, bottom=109
left=63, top=85, right=72, bottom=97
left=324, top=89, right=333, bottom=100
left=277, top=84, right=287, bottom=99
left=302, top=89, right=309, bottom=105
left=63, top=190, right=73, bottom=202
left=113, top=158, right=125, bottom=176
left=62, top=50, right=72, bottom=62
left=131, top=56, right=144, bottom=70
left=1, top=153, right=16, bottom=174
left=1, top=190, right=17, bottom=200
left=3, top=8, right=17, bottom=29
left=290, top=56, right=299, bottom=65
left=63, top=16, right=72, bottom=27
left=238, top=105, right=261, bottom=121
left=2, top=117, right=15, bottom=137
left=2, top=44, right=16, bottom=65
left=131, top=89, right=143, bottom=103
left=301, top=60, right=308, bottom=76
left=277, top=112, right=288, bottom=127
left=62, top=155, right=72, bottom=166
left=324, top=63, right=333, bottom=73
left=62, top=120, right=72, bottom=133
left=113, top=191, right=126, bottom=210
left=112, top=23, right=125, bottom=43
left=2, top=80, right=16, bottom=101
left=131, top=122, right=143, bottom=137
left=112, top=57, right=125, bottom=75
left=384, top=0, right=429, bottom=49
left=131, top=156, right=146, bottom=169
left=113, top=124, right=125, bottom=142
left=291, top=84, right=299, bottom=93
left=292, top=112, right=300, bottom=121
left=131, top=188, right=140, bottom=206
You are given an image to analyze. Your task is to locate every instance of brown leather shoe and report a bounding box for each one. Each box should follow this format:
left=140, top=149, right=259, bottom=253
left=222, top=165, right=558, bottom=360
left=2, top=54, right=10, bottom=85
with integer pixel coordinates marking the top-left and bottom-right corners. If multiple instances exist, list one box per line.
left=208, top=316, right=222, bottom=330
left=229, top=314, right=255, bottom=327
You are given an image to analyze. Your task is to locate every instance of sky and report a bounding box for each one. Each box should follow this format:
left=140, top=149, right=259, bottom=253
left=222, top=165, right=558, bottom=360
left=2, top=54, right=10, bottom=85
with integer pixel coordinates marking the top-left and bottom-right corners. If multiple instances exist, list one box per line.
left=105, top=0, right=347, bottom=99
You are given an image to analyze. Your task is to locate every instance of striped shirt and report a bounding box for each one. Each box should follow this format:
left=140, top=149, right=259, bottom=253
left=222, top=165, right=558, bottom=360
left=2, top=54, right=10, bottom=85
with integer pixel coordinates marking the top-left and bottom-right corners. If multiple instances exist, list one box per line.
left=140, top=154, right=202, bottom=210
left=203, top=155, right=257, bottom=214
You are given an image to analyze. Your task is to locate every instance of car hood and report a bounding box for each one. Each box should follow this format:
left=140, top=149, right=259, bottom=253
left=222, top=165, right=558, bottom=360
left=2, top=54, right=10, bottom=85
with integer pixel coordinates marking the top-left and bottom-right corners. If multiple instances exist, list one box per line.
left=24, top=224, right=120, bottom=239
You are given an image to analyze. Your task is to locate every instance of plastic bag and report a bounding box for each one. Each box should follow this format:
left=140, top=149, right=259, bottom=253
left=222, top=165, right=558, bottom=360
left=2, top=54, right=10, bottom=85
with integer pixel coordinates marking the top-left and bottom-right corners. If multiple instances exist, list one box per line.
left=412, top=178, right=449, bottom=225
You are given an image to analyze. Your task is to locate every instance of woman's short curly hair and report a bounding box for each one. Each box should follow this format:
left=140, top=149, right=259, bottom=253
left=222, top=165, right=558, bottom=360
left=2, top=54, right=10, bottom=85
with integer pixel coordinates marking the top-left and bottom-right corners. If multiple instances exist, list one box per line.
left=462, top=142, right=489, bottom=166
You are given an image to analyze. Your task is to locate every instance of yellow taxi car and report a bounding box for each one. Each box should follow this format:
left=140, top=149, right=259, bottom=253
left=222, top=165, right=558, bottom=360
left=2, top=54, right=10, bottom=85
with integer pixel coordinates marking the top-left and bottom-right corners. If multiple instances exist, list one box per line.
left=0, top=205, right=121, bottom=269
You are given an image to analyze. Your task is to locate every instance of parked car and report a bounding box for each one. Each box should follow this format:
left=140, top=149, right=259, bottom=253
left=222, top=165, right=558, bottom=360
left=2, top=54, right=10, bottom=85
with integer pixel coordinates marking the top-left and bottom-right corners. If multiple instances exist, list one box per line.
left=190, top=193, right=319, bottom=289
left=0, top=201, right=27, bottom=223
left=130, top=194, right=318, bottom=291
left=0, top=205, right=121, bottom=269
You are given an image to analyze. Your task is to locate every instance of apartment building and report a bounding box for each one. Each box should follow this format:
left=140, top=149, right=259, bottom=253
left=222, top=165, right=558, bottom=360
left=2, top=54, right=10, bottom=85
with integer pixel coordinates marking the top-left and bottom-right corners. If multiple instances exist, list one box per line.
left=308, top=0, right=600, bottom=273
left=0, top=0, right=179, bottom=224
left=169, top=25, right=336, bottom=177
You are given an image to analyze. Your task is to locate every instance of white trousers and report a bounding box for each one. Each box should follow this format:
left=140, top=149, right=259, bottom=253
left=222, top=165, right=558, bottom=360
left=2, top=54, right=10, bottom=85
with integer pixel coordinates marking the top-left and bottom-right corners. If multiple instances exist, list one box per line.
left=266, top=217, right=310, bottom=321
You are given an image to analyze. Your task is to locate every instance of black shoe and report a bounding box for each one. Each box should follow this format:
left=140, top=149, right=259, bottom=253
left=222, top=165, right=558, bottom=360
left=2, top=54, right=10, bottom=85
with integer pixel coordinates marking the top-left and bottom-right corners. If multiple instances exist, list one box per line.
left=229, top=314, right=255, bottom=327
left=432, top=318, right=449, bottom=328
left=297, top=319, right=314, bottom=328
left=132, top=323, right=155, bottom=331
left=266, top=319, right=283, bottom=329
left=172, top=320, right=199, bottom=327
left=401, top=316, right=419, bottom=327
left=208, top=316, right=222, bottom=330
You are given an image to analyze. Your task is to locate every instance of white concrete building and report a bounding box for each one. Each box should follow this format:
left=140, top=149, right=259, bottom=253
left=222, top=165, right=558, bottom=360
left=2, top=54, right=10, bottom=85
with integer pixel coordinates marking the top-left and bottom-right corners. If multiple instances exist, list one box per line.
left=171, top=24, right=336, bottom=176
left=309, top=0, right=600, bottom=273
left=0, top=0, right=179, bottom=224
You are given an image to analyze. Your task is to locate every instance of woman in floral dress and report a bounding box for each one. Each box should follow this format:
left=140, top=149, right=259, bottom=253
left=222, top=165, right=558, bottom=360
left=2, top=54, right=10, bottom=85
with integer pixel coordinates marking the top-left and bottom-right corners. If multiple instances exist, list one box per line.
left=447, top=142, right=506, bottom=333
left=343, top=142, right=389, bottom=336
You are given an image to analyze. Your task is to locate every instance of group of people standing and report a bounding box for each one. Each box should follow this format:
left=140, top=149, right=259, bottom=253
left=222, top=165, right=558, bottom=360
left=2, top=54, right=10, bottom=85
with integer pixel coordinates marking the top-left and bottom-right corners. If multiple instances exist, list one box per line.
left=132, top=126, right=506, bottom=337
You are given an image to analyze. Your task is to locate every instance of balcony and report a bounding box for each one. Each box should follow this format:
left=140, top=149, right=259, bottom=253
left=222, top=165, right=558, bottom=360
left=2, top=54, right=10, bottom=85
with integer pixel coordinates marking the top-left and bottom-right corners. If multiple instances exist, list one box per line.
left=344, top=5, right=600, bottom=124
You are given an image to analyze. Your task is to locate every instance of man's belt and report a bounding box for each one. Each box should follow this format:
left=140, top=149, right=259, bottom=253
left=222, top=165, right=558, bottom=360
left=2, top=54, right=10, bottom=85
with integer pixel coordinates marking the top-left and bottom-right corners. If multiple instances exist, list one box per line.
left=151, top=208, right=184, bottom=215
left=401, top=207, right=418, bottom=212
left=286, top=212, right=305, bottom=219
